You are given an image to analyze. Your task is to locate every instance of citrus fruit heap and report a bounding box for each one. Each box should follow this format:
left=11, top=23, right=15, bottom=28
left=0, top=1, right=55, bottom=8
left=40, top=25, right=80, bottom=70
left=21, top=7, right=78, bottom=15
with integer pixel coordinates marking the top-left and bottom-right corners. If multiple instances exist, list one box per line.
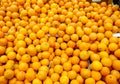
left=0, top=0, right=120, bottom=84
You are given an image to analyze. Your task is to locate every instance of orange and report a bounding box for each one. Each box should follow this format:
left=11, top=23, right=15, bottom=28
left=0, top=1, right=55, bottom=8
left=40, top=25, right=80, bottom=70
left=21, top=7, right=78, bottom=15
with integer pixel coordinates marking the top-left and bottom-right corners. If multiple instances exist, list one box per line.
left=66, top=26, right=75, bottom=35
left=90, top=61, right=102, bottom=71
left=0, top=76, right=7, bottom=84
left=37, top=70, right=47, bottom=80
left=0, top=31, right=4, bottom=38
left=51, top=73, right=60, bottom=82
left=41, top=59, right=49, bottom=66
left=71, top=34, right=79, bottom=42
left=101, top=57, right=112, bottom=67
left=54, top=65, right=63, bottom=74
left=79, top=60, right=88, bottom=68
left=71, top=56, right=80, bottom=64
left=111, top=70, right=120, bottom=79
left=5, top=60, right=14, bottom=69
left=73, top=49, right=80, bottom=56
left=76, top=75, right=84, bottom=84
left=70, top=79, right=79, bottom=84
left=90, top=53, right=100, bottom=61
left=67, top=40, right=75, bottom=48
left=89, top=33, right=97, bottom=41
left=108, top=43, right=118, bottom=51
left=39, top=66, right=49, bottom=73
left=104, top=22, right=113, bottom=31
left=115, top=19, right=120, bottom=27
left=100, top=67, right=110, bottom=76
left=36, top=30, right=45, bottom=38
left=19, top=62, right=28, bottom=71
left=41, top=42, right=49, bottom=51
left=105, top=74, right=118, bottom=84
left=85, top=78, right=95, bottom=84
left=25, top=68, right=36, bottom=81
left=98, top=43, right=107, bottom=51
left=4, top=69, right=14, bottom=80
left=63, top=62, right=72, bottom=71
left=21, top=54, right=30, bottom=63
left=0, top=55, right=8, bottom=63
left=80, top=68, right=91, bottom=79
left=79, top=42, right=90, bottom=51
left=81, top=35, right=89, bottom=42
left=43, top=77, right=53, bottom=84
left=112, top=60, right=120, bottom=70
left=53, top=56, right=61, bottom=65
left=41, top=51, right=50, bottom=59
left=91, top=71, right=101, bottom=81
left=99, top=51, right=108, bottom=58
left=0, top=38, right=7, bottom=46
left=16, top=40, right=26, bottom=48
left=16, top=71, right=25, bottom=81
left=67, top=70, right=77, bottom=79
left=27, top=45, right=37, bottom=56
left=49, top=27, right=58, bottom=36
left=31, top=62, right=41, bottom=71
left=60, top=75, right=69, bottom=84
left=114, top=49, right=120, bottom=58
left=80, top=50, right=90, bottom=60
left=32, top=78, right=42, bottom=84
left=0, top=46, right=6, bottom=55
left=65, top=47, right=73, bottom=56
left=7, top=51, right=16, bottom=60
left=80, top=16, right=88, bottom=24
left=90, top=43, right=97, bottom=52
left=72, top=64, right=80, bottom=73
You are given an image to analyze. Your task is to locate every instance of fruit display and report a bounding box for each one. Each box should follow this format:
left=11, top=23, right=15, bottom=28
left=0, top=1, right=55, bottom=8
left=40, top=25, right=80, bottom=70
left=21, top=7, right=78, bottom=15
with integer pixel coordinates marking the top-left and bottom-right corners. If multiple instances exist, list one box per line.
left=0, top=0, right=120, bottom=84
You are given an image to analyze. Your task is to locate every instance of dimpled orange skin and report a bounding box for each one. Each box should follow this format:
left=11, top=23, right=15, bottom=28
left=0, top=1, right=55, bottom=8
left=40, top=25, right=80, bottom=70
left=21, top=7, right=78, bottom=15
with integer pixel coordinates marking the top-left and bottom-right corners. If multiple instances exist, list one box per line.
left=0, top=0, right=120, bottom=83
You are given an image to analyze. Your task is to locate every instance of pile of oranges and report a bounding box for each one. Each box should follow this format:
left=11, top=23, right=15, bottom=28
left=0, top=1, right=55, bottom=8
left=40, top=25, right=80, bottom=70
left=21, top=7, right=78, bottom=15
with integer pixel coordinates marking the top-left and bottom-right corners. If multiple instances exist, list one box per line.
left=0, top=0, right=120, bottom=84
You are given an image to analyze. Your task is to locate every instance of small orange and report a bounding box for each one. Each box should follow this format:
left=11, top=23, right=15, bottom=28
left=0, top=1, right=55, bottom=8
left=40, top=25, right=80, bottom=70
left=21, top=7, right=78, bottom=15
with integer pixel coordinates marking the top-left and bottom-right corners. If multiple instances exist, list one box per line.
left=100, top=67, right=110, bottom=76
left=114, top=49, right=120, bottom=58
left=36, top=30, right=45, bottom=38
left=66, top=26, right=75, bottom=35
left=68, top=70, right=77, bottom=79
left=51, top=73, right=60, bottom=82
left=25, top=68, right=36, bottom=81
left=71, top=56, right=80, bottom=64
left=85, top=78, right=95, bottom=84
left=98, top=43, right=107, bottom=51
left=63, top=62, right=72, bottom=71
left=80, top=16, right=88, bottom=24
left=19, top=62, right=28, bottom=71
left=108, top=43, right=118, bottom=51
left=32, top=78, right=42, bottom=84
left=101, top=57, right=112, bottom=67
left=67, top=41, right=75, bottom=48
left=115, top=19, right=120, bottom=27
left=49, top=27, right=58, bottom=36
left=111, top=70, right=120, bottom=79
left=21, top=54, right=30, bottom=63
left=4, top=69, right=14, bottom=80
left=16, top=40, right=26, bottom=48
left=91, top=71, right=101, bottom=81
left=99, top=51, right=108, bottom=58
left=0, top=38, right=7, bottom=46
left=79, top=60, right=88, bottom=68
left=89, top=33, right=97, bottom=41
left=53, top=56, right=61, bottom=65
left=80, top=68, right=91, bottom=79
left=41, top=51, right=50, bottom=59
left=90, top=61, right=103, bottom=71
left=31, top=62, right=41, bottom=71
left=70, top=79, right=79, bottom=84
left=80, top=50, right=90, bottom=60
left=41, top=42, right=49, bottom=51
left=112, top=60, right=120, bottom=70
left=0, top=46, right=6, bottom=55
left=7, top=51, right=16, bottom=60
left=41, top=59, right=49, bottom=66
left=27, top=45, right=37, bottom=56
left=90, top=53, right=100, bottom=61
left=16, top=71, right=25, bottom=81
left=72, top=64, right=80, bottom=73
left=105, top=74, right=118, bottom=84
left=60, top=75, right=69, bottom=84
left=0, top=55, right=8, bottom=63
left=37, top=70, right=47, bottom=80
left=65, top=47, right=73, bottom=56
left=54, top=65, right=63, bottom=74
left=81, top=35, right=89, bottom=42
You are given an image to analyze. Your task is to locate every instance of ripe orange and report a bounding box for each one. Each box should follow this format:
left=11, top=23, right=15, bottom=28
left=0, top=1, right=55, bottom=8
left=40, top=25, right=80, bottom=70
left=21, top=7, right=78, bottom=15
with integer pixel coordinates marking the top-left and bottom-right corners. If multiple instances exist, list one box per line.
left=68, top=70, right=77, bottom=79
left=80, top=68, right=91, bottom=79
left=90, top=61, right=103, bottom=71
left=101, top=57, right=112, bottom=67
left=4, top=69, right=14, bottom=80
left=108, top=43, right=118, bottom=51
left=100, top=67, right=110, bottom=76
left=66, top=26, right=75, bottom=35
left=91, top=71, right=101, bottom=81
left=51, top=73, right=60, bottom=82
left=112, top=60, right=120, bottom=70
left=0, top=46, right=5, bottom=55
left=37, top=70, right=47, bottom=80
left=80, top=50, right=90, bottom=60
left=105, top=74, right=118, bottom=84
left=54, top=65, right=63, bottom=74
left=85, top=78, right=95, bottom=84
left=60, top=75, right=69, bottom=84
left=63, top=62, right=72, bottom=71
